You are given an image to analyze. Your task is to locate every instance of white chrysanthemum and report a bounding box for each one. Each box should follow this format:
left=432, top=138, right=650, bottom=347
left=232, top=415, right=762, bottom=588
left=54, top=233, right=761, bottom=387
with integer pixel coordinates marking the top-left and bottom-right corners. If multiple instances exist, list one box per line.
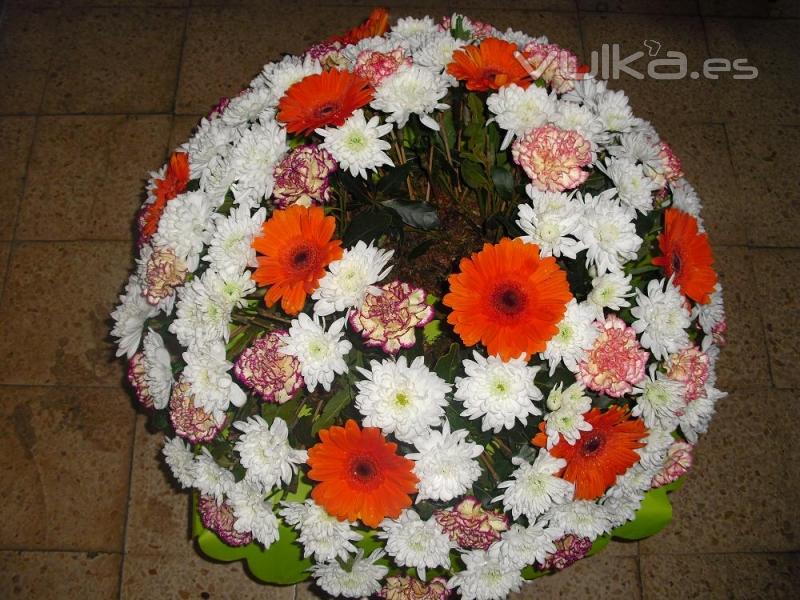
left=204, top=205, right=266, bottom=277
left=153, top=191, right=214, bottom=271
left=317, top=109, right=394, bottom=179
left=111, top=275, right=159, bottom=358
left=182, top=341, right=247, bottom=414
left=234, top=416, right=307, bottom=492
left=487, top=84, right=557, bottom=150
left=371, top=64, right=450, bottom=130
left=454, top=351, right=543, bottom=434
left=551, top=101, right=608, bottom=147
left=184, top=117, right=240, bottom=179
left=670, top=177, right=703, bottom=221
left=256, top=54, right=322, bottom=99
left=587, top=271, right=634, bottom=319
left=162, top=436, right=195, bottom=488
left=177, top=272, right=242, bottom=344
left=599, top=157, right=659, bottom=214
left=355, top=355, right=450, bottom=443
left=193, top=448, right=235, bottom=504
left=391, top=16, right=439, bottom=40
left=602, top=464, right=651, bottom=527
left=498, top=27, right=541, bottom=49
left=229, top=119, right=287, bottom=202
left=201, top=269, right=255, bottom=315
left=311, top=549, right=388, bottom=599
left=448, top=548, right=524, bottom=600
left=228, top=479, right=280, bottom=547
left=312, top=241, right=394, bottom=316
left=281, top=314, right=352, bottom=392
left=494, top=452, right=574, bottom=520
left=340, top=36, right=397, bottom=67
left=406, top=421, right=483, bottom=502
left=516, top=186, right=586, bottom=259
left=542, top=382, right=593, bottom=448
left=680, top=384, right=725, bottom=443
left=543, top=500, right=612, bottom=540
left=141, top=329, right=173, bottom=409
left=631, top=278, right=691, bottom=360
left=281, top=499, right=361, bottom=562
left=169, top=281, right=216, bottom=350
left=578, top=189, right=642, bottom=275
left=541, top=299, right=600, bottom=375
left=562, top=77, right=609, bottom=109
left=594, top=89, right=637, bottom=133
left=631, top=365, right=686, bottom=430
left=413, top=31, right=466, bottom=72
left=693, top=283, right=725, bottom=335
left=221, top=87, right=276, bottom=127
left=609, top=130, right=663, bottom=178
left=636, top=427, right=676, bottom=470
left=494, top=523, right=558, bottom=570
left=200, top=155, right=238, bottom=208
left=379, top=510, right=452, bottom=580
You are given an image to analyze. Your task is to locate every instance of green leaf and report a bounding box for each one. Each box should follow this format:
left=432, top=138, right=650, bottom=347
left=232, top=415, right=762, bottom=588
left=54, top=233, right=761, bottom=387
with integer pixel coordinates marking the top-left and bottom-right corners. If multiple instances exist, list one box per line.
left=491, top=166, right=514, bottom=200
left=433, top=343, right=461, bottom=382
left=423, top=319, right=442, bottom=345
left=376, top=161, right=414, bottom=196
left=381, top=199, right=441, bottom=230
left=311, top=385, right=352, bottom=435
left=611, top=485, right=675, bottom=540
left=461, top=159, right=490, bottom=190
left=343, top=208, right=396, bottom=246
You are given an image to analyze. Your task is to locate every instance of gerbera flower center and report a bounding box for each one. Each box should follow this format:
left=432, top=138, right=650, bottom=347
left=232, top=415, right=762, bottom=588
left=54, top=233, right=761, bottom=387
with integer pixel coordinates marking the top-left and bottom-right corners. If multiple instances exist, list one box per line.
left=349, top=455, right=382, bottom=486
left=315, top=102, right=340, bottom=118
left=491, top=282, right=528, bottom=316
left=290, top=243, right=319, bottom=271
left=581, top=433, right=605, bottom=456
left=671, top=250, right=682, bottom=275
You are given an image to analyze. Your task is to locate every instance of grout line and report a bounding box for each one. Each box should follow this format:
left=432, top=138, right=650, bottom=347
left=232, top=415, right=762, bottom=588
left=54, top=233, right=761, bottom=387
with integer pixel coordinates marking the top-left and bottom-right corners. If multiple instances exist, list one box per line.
left=637, top=553, right=646, bottom=599
left=170, top=4, right=192, bottom=122
left=117, top=414, right=140, bottom=600
left=0, top=548, right=123, bottom=555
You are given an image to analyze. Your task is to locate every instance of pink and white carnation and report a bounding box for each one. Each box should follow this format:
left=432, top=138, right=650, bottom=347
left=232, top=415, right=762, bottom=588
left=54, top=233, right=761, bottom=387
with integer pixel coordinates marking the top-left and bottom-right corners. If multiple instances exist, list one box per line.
left=434, top=497, right=509, bottom=550
left=512, top=125, right=592, bottom=193
left=354, top=48, right=412, bottom=87
left=540, top=534, right=592, bottom=571
left=379, top=575, right=450, bottom=600
left=198, top=494, right=253, bottom=547
left=348, top=280, right=434, bottom=354
left=577, top=314, right=648, bottom=398
left=234, top=331, right=304, bottom=404
left=521, top=42, right=582, bottom=94
left=272, top=144, right=337, bottom=209
left=665, top=345, right=710, bottom=404
left=127, top=352, right=154, bottom=410
left=651, top=440, right=694, bottom=487
left=169, top=378, right=226, bottom=443
left=141, top=246, right=187, bottom=306
left=658, top=141, right=683, bottom=184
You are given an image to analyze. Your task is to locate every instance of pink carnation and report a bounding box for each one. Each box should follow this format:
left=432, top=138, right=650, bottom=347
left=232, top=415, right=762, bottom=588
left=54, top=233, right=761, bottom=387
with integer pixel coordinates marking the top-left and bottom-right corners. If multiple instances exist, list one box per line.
left=348, top=281, right=434, bottom=355
left=521, top=42, right=581, bottom=93
left=434, top=497, right=508, bottom=550
left=169, top=378, right=225, bottom=443
left=127, top=352, right=154, bottom=410
left=354, top=48, right=411, bottom=87
left=651, top=440, right=693, bottom=488
left=665, top=345, right=709, bottom=403
left=306, top=40, right=343, bottom=65
left=658, top=141, right=683, bottom=183
left=578, top=315, right=648, bottom=398
left=379, top=576, right=451, bottom=600
left=439, top=16, right=494, bottom=39
left=234, top=331, right=303, bottom=404
left=141, top=247, right=187, bottom=306
left=712, top=319, right=727, bottom=346
left=540, top=534, right=592, bottom=571
left=272, top=144, right=337, bottom=209
left=198, top=495, right=252, bottom=547
left=512, top=125, right=592, bottom=192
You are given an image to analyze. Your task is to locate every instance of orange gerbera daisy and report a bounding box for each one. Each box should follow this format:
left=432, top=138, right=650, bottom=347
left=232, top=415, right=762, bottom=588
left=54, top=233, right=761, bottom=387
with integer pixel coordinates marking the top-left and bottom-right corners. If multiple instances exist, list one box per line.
left=332, top=8, right=390, bottom=46
left=138, top=151, right=190, bottom=243
left=277, top=70, right=373, bottom=136
left=652, top=208, right=717, bottom=304
left=307, top=419, right=418, bottom=527
left=443, top=238, right=572, bottom=361
left=447, top=38, right=531, bottom=92
left=251, top=205, right=342, bottom=315
left=533, top=405, right=648, bottom=500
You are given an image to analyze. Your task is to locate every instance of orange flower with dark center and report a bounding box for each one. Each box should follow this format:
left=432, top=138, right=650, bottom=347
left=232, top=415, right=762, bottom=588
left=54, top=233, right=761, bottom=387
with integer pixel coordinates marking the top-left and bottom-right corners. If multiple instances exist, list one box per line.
left=138, top=151, right=190, bottom=243
left=447, top=38, right=531, bottom=92
left=332, top=8, right=390, bottom=46
left=307, top=419, right=418, bottom=527
left=533, top=405, right=648, bottom=500
left=652, top=208, right=717, bottom=304
left=251, top=205, right=342, bottom=315
left=277, top=70, right=373, bottom=136
left=443, top=238, right=572, bottom=361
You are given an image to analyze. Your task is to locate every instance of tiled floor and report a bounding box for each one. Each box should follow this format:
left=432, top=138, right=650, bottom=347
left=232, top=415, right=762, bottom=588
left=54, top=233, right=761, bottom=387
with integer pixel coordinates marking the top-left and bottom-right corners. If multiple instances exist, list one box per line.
left=0, top=0, right=798, bottom=598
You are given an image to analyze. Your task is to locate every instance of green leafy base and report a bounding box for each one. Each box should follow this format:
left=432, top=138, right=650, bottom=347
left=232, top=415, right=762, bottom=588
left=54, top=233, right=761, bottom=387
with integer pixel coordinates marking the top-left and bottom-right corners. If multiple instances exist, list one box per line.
left=192, top=477, right=685, bottom=585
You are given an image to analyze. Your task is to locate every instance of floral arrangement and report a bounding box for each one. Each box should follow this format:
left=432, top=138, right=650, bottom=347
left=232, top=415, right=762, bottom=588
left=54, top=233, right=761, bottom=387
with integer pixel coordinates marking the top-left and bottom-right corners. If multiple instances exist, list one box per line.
left=112, top=9, right=727, bottom=600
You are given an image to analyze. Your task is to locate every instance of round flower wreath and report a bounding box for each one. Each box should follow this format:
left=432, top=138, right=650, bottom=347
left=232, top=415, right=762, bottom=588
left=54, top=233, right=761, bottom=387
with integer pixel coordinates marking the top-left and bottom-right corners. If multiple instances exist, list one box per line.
left=112, top=9, right=727, bottom=600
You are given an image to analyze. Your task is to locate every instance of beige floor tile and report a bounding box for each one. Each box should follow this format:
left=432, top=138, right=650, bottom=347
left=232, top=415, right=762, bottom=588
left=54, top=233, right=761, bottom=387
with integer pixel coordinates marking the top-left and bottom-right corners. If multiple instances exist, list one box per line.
left=0, top=117, right=36, bottom=240
left=604, top=539, right=638, bottom=557
left=0, top=241, right=132, bottom=386
left=121, top=551, right=295, bottom=599
left=705, top=18, right=800, bottom=125
left=441, top=0, right=575, bottom=10
left=699, top=0, right=800, bottom=18
left=512, top=555, right=640, bottom=599
left=751, top=249, right=800, bottom=389
left=15, top=115, right=171, bottom=241
left=168, top=114, right=202, bottom=154
left=0, top=243, right=10, bottom=284
left=578, top=0, right=698, bottom=14
left=640, top=388, right=795, bottom=555
left=580, top=13, right=718, bottom=126
left=710, top=246, right=771, bottom=390
left=66, top=0, right=188, bottom=6
left=655, top=122, right=747, bottom=246
left=782, top=389, right=800, bottom=549
left=0, top=386, right=135, bottom=552
left=641, top=553, right=800, bottom=599
left=41, top=8, right=185, bottom=114
left=0, top=551, right=121, bottom=599
left=725, top=123, right=800, bottom=248
left=0, top=9, right=60, bottom=114
left=125, top=416, right=194, bottom=556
